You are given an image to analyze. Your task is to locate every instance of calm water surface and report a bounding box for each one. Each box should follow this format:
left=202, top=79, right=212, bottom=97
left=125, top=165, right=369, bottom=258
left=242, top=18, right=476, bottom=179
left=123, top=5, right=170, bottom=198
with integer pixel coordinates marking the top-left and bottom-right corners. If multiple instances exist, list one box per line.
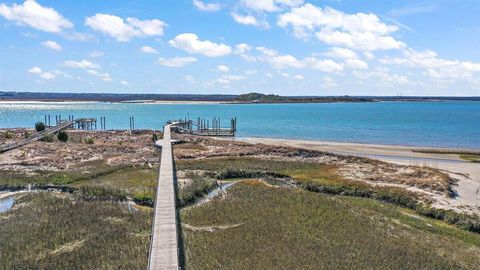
left=0, top=193, right=15, bottom=213
left=0, top=101, right=479, bottom=148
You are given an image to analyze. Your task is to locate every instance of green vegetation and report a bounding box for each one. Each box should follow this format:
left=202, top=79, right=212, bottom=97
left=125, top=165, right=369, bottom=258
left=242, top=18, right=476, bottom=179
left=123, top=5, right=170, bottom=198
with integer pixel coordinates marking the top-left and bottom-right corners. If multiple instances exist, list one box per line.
left=23, top=131, right=31, bottom=138
left=176, top=157, right=317, bottom=173
left=0, top=193, right=151, bottom=269
left=412, top=149, right=480, bottom=163
left=75, top=185, right=128, bottom=201
left=178, top=173, right=218, bottom=207
left=133, top=190, right=154, bottom=207
left=177, top=157, right=480, bottom=233
left=236, top=92, right=287, bottom=102
left=2, top=131, right=14, bottom=139
left=35, top=121, right=45, bottom=132
left=84, top=137, right=95, bottom=144
left=57, top=131, right=68, bottom=142
left=0, top=160, right=151, bottom=190
left=460, top=154, right=480, bottom=163
left=235, top=92, right=374, bottom=103
left=182, top=182, right=480, bottom=269
left=42, top=133, right=54, bottom=142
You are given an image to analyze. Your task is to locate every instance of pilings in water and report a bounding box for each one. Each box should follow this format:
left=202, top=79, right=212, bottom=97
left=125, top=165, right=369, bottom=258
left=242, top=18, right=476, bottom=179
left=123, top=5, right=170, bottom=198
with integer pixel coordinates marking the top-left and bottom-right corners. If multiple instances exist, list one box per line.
left=129, top=116, right=135, bottom=133
left=42, top=115, right=106, bottom=131
left=99, top=117, right=106, bottom=131
left=170, top=116, right=237, bottom=137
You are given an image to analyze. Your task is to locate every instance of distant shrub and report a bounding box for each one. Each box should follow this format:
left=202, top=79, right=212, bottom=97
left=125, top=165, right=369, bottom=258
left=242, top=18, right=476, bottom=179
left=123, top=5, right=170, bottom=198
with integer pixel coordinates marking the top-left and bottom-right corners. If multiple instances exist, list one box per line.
left=416, top=205, right=480, bottom=233
left=3, top=131, right=14, bottom=139
left=24, top=131, right=31, bottom=138
left=84, top=138, right=95, bottom=144
left=57, top=131, right=68, bottom=142
left=42, top=134, right=54, bottom=142
left=133, top=191, right=154, bottom=207
left=35, top=122, right=45, bottom=132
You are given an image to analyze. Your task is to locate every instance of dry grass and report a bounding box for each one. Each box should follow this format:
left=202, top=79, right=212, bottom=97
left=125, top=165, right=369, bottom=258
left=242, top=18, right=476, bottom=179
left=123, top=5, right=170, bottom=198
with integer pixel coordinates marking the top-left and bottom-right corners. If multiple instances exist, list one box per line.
left=0, top=130, right=158, bottom=172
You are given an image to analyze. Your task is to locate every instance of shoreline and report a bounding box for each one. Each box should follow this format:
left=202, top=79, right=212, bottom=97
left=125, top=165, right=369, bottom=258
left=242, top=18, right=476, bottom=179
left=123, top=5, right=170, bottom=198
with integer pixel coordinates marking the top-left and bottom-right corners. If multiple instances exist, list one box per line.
left=242, top=137, right=480, bottom=211
left=240, top=137, right=480, bottom=158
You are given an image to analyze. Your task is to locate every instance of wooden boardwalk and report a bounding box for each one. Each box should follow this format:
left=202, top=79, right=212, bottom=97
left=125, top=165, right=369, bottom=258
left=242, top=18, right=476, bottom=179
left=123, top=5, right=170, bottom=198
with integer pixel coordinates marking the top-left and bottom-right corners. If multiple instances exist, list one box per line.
left=0, top=120, right=75, bottom=153
left=148, top=125, right=179, bottom=270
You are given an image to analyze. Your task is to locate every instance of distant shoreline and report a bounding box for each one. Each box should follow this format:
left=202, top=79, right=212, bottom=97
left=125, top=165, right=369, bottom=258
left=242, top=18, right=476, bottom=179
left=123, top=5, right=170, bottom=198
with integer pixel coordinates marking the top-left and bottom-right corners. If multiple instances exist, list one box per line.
left=1, top=91, right=479, bottom=104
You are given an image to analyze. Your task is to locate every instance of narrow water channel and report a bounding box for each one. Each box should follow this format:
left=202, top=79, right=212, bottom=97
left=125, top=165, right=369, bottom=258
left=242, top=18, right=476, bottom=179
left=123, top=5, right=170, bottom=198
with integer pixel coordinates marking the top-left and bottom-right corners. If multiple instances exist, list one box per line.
left=0, top=193, right=15, bottom=213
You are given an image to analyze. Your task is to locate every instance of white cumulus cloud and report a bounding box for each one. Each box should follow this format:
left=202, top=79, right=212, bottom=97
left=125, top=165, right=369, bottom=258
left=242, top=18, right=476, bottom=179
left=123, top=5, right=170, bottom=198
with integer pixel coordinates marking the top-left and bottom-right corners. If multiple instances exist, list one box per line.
left=63, top=60, right=100, bottom=69
left=87, top=69, right=112, bottom=81
left=158, top=57, right=197, bottom=67
left=85, top=14, right=167, bottom=42
left=278, top=4, right=404, bottom=51
left=169, top=33, right=231, bottom=57
left=41, top=40, right=62, bottom=51
left=231, top=13, right=267, bottom=28
left=217, top=65, right=230, bottom=72
left=241, top=0, right=303, bottom=12
left=140, top=46, right=158, bottom=54
left=28, top=66, right=58, bottom=80
left=0, top=0, right=72, bottom=33
left=193, top=0, right=222, bottom=12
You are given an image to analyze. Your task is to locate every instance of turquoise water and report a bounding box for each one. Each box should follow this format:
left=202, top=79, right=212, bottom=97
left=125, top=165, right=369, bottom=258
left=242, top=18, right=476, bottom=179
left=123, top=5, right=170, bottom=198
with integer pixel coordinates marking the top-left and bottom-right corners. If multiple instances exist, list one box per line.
left=0, top=101, right=479, bottom=148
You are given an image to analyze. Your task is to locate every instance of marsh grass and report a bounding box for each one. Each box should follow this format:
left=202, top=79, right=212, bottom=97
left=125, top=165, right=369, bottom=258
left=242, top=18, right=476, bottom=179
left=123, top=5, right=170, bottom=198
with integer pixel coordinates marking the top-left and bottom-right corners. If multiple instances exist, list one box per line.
left=412, top=149, right=480, bottom=163
left=176, top=157, right=480, bottom=233
left=182, top=183, right=480, bottom=269
left=178, top=173, right=218, bottom=207
left=0, top=193, right=151, bottom=269
left=460, top=154, right=480, bottom=163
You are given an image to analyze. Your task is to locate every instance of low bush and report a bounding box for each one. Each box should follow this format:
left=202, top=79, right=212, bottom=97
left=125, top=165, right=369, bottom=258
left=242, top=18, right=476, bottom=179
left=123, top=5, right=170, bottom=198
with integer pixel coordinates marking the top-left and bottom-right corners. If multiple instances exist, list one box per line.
left=57, top=131, right=68, bottom=142
left=301, top=181, right=419, bottom=210
left=3, top=131, right=14, bottom=139
left=416, top=205, right=480, bottom=233
left=84, top=138, right=95, bottom=144
left=133, top=190, right=154, bottom=207
left=35, top=121, right=45, bottom=132
left=42, top=134, right=54, bottom=142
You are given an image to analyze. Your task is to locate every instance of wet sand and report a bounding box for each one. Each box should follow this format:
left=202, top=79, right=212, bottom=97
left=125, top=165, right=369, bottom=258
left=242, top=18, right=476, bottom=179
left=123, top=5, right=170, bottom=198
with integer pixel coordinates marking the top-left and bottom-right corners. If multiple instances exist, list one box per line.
left=243, top=137, right=480, bottom=212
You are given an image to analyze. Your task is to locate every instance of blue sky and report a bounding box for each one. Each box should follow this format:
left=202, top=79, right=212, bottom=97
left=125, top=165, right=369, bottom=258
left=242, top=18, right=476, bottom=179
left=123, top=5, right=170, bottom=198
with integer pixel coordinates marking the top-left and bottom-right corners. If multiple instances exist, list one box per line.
left=0, top=0, right=479, bottom=96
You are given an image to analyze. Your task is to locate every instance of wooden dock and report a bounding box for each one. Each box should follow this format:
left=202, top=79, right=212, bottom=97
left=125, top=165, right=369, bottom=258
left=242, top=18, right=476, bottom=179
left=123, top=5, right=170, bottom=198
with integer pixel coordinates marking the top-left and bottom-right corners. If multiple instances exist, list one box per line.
left=169, top=117, right=237, bottom=137
left=0, top=120, right=75, bottom=153
left=148, top=124, right=179, bottom=270
left=0, top=118, right=101, bottom=153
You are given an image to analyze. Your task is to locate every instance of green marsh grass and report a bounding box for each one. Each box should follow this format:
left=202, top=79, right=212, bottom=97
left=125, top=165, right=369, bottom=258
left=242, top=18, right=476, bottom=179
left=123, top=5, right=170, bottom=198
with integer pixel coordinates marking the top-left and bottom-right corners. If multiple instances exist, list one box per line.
left=182, top=182, right=480, bottom=269
left=0, top=193, right=151, bottom=269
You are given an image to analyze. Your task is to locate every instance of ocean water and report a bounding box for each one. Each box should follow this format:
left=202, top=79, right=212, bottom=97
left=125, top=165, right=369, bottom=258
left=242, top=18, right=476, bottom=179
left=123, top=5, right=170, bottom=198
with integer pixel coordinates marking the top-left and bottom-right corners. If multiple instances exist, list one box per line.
left=0, top=101, right=479, bottom=148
